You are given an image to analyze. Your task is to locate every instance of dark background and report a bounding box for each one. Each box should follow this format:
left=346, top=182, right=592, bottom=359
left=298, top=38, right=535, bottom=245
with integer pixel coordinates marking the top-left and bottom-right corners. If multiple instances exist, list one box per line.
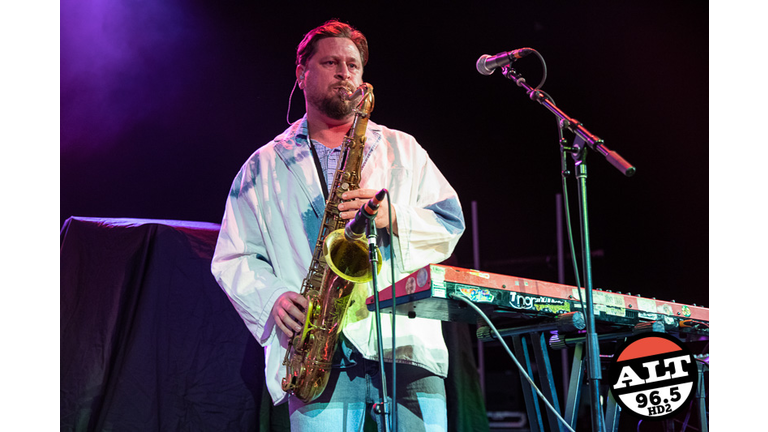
left=61, top=2, right=708, bottom=311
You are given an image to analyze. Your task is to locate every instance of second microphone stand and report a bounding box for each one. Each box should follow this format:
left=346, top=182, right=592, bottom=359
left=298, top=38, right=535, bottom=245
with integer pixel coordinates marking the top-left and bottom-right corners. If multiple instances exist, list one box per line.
left=501, top=64, right=635, bottom=432
left=366, top=220, right=395, bottom=432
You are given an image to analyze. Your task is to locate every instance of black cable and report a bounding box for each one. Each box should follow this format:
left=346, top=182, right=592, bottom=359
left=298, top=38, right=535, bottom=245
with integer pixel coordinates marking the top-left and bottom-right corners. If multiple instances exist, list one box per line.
left=451, top=293, right=577, bottom=432
left=552, top=96, right=586, bottom=314
left=386, top=190, right=397, bottom=432
left=532, top=50, right=548, bottom=90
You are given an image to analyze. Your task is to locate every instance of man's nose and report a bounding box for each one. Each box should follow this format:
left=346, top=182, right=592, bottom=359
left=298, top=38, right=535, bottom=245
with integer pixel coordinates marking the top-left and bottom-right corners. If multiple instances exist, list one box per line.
left=335, top=64, right=350, bottom=80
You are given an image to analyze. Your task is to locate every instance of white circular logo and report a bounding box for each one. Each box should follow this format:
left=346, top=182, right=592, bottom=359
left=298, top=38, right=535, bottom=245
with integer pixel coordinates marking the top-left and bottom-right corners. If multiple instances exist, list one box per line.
left=608, top=333, right=698, bottom=420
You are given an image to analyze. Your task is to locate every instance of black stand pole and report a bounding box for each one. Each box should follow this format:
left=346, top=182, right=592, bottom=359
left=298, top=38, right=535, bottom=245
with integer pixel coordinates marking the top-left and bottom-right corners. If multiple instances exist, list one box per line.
left=571, top=139, right=605, bottom=432
left=501, top=65, right=636, bottom=432
left=367, top=220, right=393, bottom=432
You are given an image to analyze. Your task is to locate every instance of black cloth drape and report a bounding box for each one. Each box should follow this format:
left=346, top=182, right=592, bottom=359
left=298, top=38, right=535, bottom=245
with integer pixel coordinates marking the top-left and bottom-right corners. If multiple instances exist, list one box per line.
left=60, top=217, right=272, bottom=431
left=60, top=217, right=486, bottom=431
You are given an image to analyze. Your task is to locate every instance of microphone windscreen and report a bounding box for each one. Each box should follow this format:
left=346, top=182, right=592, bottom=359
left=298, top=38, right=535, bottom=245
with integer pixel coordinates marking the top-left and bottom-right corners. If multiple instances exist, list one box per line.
left=475, top=55, right=494, bottom=76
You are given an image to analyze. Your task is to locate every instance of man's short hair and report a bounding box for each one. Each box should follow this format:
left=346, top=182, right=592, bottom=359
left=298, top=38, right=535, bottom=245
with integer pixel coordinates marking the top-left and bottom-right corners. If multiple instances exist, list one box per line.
left=296, top=20, right=369, bottom=67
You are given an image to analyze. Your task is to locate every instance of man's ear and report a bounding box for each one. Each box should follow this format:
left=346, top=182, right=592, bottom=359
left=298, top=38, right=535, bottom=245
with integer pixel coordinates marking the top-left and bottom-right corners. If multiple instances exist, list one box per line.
left=296, top=65, right=305, bottom=88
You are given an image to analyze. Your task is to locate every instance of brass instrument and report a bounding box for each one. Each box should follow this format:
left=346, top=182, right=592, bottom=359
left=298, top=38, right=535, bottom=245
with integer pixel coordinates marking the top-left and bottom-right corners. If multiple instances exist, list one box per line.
left=281, top=83, right=381, bottom=402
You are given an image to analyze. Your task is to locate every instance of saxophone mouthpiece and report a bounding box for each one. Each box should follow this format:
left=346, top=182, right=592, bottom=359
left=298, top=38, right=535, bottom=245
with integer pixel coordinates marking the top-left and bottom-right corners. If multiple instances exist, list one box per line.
left=341, top=83, right=370, bottom=101
left=340, top=88, right=360, bottom=101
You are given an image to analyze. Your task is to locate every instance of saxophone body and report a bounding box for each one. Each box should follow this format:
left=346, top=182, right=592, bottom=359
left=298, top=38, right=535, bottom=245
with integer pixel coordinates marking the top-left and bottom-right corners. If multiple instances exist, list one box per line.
left=281, top=83, right=377, bottom=403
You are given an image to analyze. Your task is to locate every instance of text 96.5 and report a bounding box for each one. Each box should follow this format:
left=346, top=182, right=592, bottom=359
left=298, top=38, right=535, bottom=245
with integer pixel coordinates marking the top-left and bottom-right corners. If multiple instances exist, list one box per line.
left=620, top=383, right=693, bottom=417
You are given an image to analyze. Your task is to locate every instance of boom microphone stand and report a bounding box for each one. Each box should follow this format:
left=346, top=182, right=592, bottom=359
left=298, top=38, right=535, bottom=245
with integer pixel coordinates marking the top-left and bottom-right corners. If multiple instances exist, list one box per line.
left=500, top=63, right=635, bottom=432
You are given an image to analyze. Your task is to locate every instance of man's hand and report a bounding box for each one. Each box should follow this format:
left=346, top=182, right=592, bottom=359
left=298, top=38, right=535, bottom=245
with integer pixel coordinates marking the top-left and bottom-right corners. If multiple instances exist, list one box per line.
left=272, top=291, right=309, bottom=338
left=338, top=188, right=398, bottom=234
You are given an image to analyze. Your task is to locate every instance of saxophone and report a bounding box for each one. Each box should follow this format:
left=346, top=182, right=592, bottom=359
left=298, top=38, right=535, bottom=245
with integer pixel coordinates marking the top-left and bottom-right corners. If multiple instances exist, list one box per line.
left=281, top=83, right=380, bottom=403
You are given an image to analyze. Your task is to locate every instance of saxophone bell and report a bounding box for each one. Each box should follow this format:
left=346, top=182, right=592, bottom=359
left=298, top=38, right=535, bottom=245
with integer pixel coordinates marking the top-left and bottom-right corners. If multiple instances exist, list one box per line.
left=323, top=229, right=382, bottom=284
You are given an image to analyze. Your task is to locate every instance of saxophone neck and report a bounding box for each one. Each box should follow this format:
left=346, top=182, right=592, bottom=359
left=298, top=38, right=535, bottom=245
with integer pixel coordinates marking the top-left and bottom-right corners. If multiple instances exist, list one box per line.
left=347, top=84, right=375, bottom=139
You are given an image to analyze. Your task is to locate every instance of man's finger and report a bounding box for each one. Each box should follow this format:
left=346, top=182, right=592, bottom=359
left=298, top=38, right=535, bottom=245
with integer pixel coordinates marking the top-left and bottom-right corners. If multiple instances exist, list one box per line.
left=283, top=296, right=307, bottom=322
left=280, top=309, right=304, bottom=334
left=275, top=319, right=293, bottom=338
left=339, top=210, right=357, bottom=220
left=341, top=188, right=377, bottom=201
left=285, top=291, right=309, bottom=309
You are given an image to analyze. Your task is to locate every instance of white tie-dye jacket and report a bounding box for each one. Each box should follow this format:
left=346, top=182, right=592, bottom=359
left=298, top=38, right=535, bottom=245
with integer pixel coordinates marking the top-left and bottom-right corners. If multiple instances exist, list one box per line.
left=211, top=117, right=465, bottom=405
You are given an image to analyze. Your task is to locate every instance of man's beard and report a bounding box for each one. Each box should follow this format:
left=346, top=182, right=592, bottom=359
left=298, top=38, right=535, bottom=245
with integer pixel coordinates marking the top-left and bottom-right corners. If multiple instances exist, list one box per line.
left=308, top=87, right=354, bottom=120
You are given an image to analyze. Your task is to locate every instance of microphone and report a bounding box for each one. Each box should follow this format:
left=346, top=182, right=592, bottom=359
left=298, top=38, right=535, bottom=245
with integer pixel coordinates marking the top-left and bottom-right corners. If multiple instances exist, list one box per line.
left=344, top=188, right=387, bottom=241
left=476, top=48, right=533, bottom=75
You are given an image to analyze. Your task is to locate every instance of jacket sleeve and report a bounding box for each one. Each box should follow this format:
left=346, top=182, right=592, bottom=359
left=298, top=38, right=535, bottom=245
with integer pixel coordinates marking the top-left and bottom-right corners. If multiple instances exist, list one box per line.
left=390, top=138, right=465, bottom=273
left=211, top=162, right=290, bottom=348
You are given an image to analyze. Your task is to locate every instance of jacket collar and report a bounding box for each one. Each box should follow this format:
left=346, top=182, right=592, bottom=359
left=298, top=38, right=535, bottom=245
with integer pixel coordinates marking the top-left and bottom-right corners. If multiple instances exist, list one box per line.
left=273, top=115, right=383, bottom=217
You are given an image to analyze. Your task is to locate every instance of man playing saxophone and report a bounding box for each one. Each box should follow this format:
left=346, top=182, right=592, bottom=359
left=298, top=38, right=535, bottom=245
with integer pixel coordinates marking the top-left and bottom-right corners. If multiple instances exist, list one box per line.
left=211, top=20, right=465, bottom=431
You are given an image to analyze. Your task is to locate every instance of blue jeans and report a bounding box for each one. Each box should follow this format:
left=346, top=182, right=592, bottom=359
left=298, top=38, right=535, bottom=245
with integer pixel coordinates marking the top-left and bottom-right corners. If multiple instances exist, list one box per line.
left=288, top=339, right=447, bottom=431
